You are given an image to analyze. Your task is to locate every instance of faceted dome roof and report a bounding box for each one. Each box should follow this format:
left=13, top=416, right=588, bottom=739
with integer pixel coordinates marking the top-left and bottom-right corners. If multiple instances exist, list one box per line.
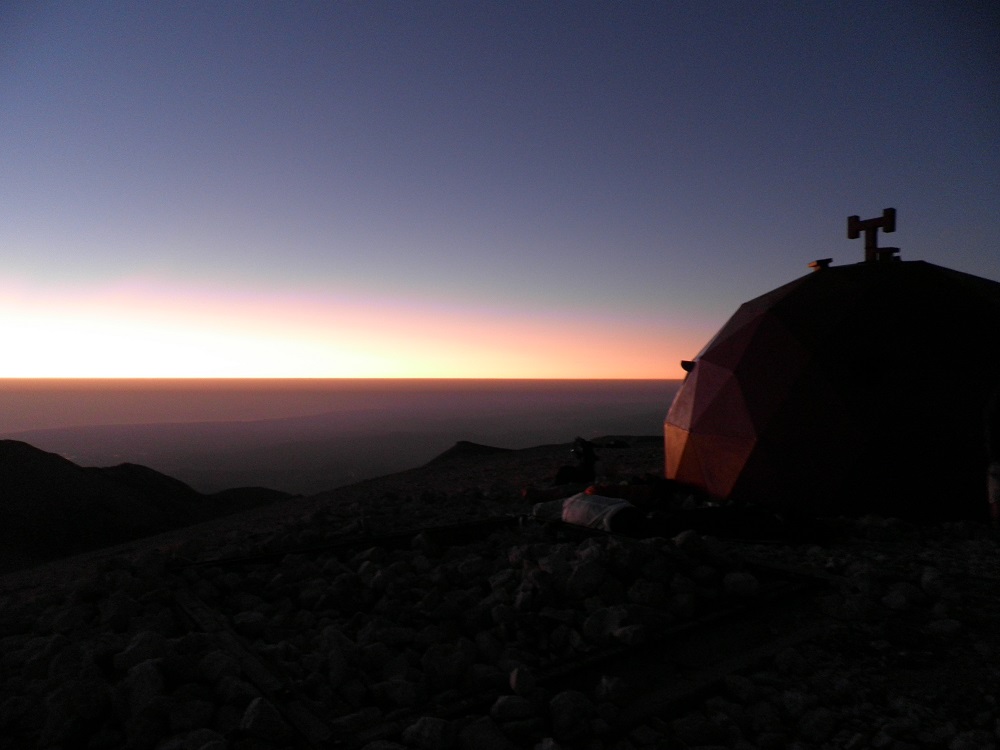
left=665, top=259, right=1000, bottom=519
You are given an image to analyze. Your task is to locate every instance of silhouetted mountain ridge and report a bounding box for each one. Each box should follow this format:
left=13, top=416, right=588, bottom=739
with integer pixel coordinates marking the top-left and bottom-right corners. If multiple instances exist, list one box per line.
left=424, top=440, right=514, bottom=465
left=0, top=439, right=292, bottom=572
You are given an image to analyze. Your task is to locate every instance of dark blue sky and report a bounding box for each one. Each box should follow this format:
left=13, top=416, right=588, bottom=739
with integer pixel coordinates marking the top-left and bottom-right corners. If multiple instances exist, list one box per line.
left=2, top=2, right=997, bottom=376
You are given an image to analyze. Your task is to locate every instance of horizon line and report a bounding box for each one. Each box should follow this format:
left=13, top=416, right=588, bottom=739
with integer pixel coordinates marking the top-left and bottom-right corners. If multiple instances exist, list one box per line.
left=0, top=376, right=682, bottom=381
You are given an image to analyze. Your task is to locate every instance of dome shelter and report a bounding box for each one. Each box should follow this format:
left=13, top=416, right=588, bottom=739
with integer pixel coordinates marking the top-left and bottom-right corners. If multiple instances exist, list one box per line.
left=665, top=209, right=1000, bottom=520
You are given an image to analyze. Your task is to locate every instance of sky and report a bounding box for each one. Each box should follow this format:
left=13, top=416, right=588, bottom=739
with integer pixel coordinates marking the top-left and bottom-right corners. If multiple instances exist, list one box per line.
left=1, top=1, right=997, bottom=378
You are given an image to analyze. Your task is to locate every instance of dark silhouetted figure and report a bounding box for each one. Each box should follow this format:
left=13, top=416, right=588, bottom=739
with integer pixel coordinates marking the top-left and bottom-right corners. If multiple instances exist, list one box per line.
left=987, top=386, right=1000, bottom=526
left=553, top=437, right=598, bottom=485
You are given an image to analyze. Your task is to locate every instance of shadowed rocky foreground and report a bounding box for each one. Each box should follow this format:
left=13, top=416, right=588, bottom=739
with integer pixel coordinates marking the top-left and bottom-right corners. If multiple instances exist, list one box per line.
left=1, top=437, right=999, bottom=749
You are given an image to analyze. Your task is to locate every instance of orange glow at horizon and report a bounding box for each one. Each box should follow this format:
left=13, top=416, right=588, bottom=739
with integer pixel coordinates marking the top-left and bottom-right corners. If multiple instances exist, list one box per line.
left=0, top=280, right=699, bottom=379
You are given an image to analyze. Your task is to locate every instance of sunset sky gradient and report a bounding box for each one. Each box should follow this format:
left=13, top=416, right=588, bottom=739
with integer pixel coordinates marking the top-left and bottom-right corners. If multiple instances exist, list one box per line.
left=2, top=2, right=997, bottom=378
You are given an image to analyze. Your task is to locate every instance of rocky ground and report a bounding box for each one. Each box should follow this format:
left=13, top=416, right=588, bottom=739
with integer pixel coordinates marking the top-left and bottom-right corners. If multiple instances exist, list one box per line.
left=1, top=437, right=999, bottom=750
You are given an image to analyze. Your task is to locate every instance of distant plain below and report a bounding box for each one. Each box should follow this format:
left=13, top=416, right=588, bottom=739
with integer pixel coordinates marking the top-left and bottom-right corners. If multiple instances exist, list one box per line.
left=0, top=379, right=681, bottom=495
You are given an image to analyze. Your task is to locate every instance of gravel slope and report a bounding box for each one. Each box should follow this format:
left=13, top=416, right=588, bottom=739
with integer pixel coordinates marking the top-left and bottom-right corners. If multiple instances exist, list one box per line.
left=1, top=436, right=998, bottom=750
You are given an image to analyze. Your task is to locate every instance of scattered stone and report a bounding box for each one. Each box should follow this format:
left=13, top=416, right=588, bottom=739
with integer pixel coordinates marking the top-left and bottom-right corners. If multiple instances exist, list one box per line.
left=612, top=624, right=647, bottom=645
left=422, top=639, right=476, bottom=690
left=757, top=730, right=791, bottom=749
left=458, top=716, right=519, bottom=750
left=40, top=679, right=110, bottom=745
left=379, top=626, right=417, bottom=647
left=48, top=603, right=95, bottom=634
left=198, top=650, right=241, bottom=684
left=216, top=675, right=259, bottom=708
left=122, top=659, right=165, bottom=717
left=549, top=690, right=594, bottom=744
left=779, top=689, right=813, bottom=719
left=723, top=571, right=760, bottom=597
left=927, top=618, right=963, bottom=636
left=232, top=611, right=267, bottom=638
left=566, top=559, right=609, bottom=599
left=403, top=715, right=456, bottom=749
left=466, top=662, right=508, bottom=692
left=881, top=581, right=926, bottom=611
left=239, top=696, right=293, bottom=744
left=673, top=530, right=706, bottom=554
left=920, top=567, right=945, bottom=598
left=182, top=727, right=225, bottom=750
left=798, top=707, right=837, bottom=742
left=168, top=696, right=215, bottom=734
left=100, top=594, right=140, bottom=632
left=113, top=630, right=168, bottom=672
left=773, top=646, right=809, bottom=676
left=629, top=723, right=665, bottom=745
left=724, top=674, right=757, bottom=703
left=748, top=700, right=782, bottom=733
left=627, top=578, right=666, bottom=607
left=949, top=729, right=998, bottom=750
left=509, top=666, right=537, bottom=697
left=582, top=606, right=628, bottom=644
left=491, top=695, right=537, bottom=721
left=372, top=678, right=419, bottom=708
left=594, top=674, right=630, bottom=706
left=671, top=713, right=730, bottom=746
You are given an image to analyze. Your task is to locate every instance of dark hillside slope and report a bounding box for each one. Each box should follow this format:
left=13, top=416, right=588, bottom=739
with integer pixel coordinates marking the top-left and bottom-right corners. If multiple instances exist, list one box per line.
left=0, top=440, right=290, bottom=572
